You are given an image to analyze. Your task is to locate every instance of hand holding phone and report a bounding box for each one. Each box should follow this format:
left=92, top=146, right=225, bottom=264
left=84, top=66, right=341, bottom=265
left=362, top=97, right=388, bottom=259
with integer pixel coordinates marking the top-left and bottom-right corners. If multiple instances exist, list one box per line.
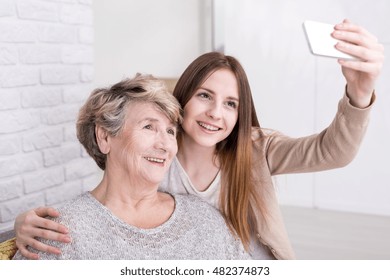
left=303, top=20, right=359, bottom=60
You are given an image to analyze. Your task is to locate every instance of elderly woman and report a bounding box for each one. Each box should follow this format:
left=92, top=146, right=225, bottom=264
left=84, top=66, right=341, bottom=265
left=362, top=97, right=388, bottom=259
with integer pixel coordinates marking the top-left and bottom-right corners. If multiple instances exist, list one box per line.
left=13, top=74, right=249, bottom=260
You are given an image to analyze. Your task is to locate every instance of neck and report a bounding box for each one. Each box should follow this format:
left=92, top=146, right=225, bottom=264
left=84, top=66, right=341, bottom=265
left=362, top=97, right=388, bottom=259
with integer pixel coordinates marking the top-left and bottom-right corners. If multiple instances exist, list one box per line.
left=91, top=172, right=160, bottom=210
left=91, top=171, right=174, bottom=229
left=177, top=134, right=219, bottom=169
left=176, top=134, right=220, bottom=192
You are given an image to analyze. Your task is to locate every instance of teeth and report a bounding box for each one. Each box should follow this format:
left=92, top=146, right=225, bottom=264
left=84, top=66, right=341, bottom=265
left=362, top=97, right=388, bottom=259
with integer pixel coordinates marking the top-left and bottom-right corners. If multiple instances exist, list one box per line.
left=145, top=157, right=165, bottom=163
left=198, top=122, right=219, bottom=131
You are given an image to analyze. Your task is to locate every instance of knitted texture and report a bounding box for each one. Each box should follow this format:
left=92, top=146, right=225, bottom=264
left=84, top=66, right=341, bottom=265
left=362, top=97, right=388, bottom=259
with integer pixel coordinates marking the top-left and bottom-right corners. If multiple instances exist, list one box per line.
left=0, top=238, right=17, bottom=260
left=13, top=193, right=250, bottom=260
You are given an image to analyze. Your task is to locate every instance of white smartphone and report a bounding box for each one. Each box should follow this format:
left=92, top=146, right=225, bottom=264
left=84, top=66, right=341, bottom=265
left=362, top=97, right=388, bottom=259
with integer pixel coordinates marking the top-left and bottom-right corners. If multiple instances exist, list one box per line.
left=303, top=20, right=358, bottom=60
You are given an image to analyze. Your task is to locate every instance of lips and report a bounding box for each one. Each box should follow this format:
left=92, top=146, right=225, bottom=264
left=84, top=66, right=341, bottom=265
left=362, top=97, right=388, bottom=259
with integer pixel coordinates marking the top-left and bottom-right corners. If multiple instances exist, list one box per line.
left=197, top=121, right=221, bottom=131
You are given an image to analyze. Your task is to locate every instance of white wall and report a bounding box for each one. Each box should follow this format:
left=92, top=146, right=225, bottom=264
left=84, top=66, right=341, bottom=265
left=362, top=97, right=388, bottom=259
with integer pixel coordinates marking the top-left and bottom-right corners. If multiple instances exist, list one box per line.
left=93, top=0, right=212, bottom=87
left=0, top=0, right=98, bottom=232
left=220, top=0, right=390, bottom=216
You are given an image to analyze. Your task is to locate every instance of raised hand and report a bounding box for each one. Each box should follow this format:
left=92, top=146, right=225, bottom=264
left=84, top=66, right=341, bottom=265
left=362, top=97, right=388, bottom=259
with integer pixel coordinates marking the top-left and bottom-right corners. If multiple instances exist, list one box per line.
left=333, top=19, right=385, bottom=108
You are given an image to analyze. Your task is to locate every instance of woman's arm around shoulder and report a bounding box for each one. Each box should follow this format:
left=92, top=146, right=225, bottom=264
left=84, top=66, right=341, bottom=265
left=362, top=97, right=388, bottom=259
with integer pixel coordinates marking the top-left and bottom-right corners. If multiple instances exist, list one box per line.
left=14, top=207, right=70, bottom=259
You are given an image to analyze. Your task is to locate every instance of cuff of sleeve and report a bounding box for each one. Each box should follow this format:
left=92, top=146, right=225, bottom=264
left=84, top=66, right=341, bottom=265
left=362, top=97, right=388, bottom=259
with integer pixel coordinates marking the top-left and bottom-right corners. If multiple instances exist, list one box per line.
left=338, top=90, right=375, bottom=126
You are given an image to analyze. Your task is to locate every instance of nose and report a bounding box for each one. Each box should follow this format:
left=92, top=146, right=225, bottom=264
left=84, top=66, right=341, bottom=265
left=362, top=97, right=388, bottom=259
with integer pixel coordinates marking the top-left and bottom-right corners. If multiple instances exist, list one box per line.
left=206, top=102, right=222, bottom=119
left=155, top=131, right=169, bottom=152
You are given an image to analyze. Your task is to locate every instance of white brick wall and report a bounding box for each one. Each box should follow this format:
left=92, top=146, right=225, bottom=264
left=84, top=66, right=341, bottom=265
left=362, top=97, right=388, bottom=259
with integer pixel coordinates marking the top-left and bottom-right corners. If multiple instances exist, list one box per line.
left=0, top=0, right=98, bottom=232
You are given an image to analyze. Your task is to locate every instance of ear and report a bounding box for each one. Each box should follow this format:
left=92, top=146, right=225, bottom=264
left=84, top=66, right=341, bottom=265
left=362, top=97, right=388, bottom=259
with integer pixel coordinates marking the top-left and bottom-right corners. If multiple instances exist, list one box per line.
left=95, top=125, right=110, bottom=154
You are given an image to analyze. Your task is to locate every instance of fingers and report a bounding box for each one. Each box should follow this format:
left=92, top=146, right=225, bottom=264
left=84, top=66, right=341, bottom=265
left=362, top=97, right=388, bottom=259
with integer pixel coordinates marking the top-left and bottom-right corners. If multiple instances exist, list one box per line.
left=335, top=38, right=384, bottom=77
left=332, top=19, right=381, bottom=53
left=15, top=225, right=70, bottom=259
left=333, top=29, right=382, bottom=52
left=36, top=216, right=69, bottom=235
left=14, top=207, right=70, bottom=259
left=29, top=237, right=62, bottom=255
left=335, top=41, right=384, bottom=63
left=15, top=241, right=40, bottom=260
left=337, top=58, right=383, bottom=78
left=331, top=19, right=384, bottom=76
left=15, top=236, right=62, bottom=259
left=15, top=219, right=71, bottom=259
left=34, top=206, right=60, bottom=218
left=27, top=207, right=69, bottom=234
left=334, top=19, right=378, bottom=45
left=30, top=226, right=71, bottom=244
left=18, top=214, right=71, bottom=243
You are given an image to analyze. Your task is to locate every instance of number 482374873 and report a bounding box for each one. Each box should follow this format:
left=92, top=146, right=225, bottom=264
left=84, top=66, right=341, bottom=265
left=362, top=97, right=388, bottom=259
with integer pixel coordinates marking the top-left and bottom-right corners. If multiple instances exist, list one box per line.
left=212, top=266, right=270, bottom=276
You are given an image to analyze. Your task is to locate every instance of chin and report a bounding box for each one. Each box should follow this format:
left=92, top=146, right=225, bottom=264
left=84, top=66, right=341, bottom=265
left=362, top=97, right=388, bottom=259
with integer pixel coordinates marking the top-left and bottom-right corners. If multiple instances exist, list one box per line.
left=198, top=134, right=227, bottom=146
left=151, top=174, right=165, bottom=182
left=195, top=139, right=220, bottom=148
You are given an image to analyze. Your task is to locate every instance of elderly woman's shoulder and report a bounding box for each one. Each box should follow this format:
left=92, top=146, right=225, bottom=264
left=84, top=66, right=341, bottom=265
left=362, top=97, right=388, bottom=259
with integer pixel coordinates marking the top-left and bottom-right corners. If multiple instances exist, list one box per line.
left=49, top=192, right=95, bottom=224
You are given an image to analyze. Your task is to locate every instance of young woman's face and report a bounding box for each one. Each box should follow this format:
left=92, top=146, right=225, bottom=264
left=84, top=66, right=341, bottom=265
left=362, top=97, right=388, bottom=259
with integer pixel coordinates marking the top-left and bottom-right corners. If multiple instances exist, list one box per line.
left=108, top=102, right=178, bottom=185
left=181, top=69, right=239, bottom=148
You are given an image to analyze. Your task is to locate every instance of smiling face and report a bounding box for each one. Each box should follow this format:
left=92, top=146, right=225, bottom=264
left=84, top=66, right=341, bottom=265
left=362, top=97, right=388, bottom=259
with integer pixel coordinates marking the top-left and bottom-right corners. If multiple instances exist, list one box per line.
left=181, top=69, right=239, bottom=149
left=107, top=102, right=178, bottom=186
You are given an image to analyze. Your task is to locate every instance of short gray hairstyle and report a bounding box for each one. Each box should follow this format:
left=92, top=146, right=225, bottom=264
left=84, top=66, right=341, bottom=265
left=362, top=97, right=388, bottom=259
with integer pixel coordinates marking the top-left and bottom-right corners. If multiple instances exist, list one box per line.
left=76, top=73, right=182, bottom=170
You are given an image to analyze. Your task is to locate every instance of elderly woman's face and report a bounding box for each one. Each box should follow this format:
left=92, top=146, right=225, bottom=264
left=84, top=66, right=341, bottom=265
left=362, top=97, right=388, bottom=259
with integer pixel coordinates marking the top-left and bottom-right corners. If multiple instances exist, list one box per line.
left=108, top=102, right=178, bottom=186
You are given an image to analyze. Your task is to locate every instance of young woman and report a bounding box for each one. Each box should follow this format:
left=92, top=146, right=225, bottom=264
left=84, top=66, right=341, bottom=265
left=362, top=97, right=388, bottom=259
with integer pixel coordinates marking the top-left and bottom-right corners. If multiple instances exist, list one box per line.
left=14, top=19, right=384, bottom=259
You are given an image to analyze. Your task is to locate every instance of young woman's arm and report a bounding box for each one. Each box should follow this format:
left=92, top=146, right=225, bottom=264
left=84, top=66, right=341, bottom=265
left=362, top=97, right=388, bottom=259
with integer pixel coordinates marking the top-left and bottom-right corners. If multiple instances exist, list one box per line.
left=259, top=20, right=384, bottom=175
left=14, top=207, right=70, bottom=259
left=262, top=93, right=372, bottom=175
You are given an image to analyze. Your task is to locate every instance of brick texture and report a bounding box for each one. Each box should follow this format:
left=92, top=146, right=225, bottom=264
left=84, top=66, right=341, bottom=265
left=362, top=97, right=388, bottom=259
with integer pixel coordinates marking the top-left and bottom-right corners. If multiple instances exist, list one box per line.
left=0, top=0, right=97, bottom=230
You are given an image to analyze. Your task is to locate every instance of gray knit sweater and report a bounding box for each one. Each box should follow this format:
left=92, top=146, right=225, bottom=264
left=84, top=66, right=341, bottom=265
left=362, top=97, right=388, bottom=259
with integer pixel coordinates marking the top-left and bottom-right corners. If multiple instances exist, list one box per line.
left=13, top=192, right=250, bottom=260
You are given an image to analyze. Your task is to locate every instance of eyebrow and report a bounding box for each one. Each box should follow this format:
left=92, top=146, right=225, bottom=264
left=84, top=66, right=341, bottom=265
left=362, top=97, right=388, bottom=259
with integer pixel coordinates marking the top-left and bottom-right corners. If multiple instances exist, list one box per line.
left=137, top=117, right=177, bottom=127
left=198, top=86, right=239, bottom=102
left=137, top=117, right=159, bottom=124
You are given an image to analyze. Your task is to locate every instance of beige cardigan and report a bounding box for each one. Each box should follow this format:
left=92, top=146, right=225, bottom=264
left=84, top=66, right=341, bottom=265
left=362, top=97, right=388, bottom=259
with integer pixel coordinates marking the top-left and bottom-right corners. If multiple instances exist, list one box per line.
left=251, top=93, right=373, bottom=259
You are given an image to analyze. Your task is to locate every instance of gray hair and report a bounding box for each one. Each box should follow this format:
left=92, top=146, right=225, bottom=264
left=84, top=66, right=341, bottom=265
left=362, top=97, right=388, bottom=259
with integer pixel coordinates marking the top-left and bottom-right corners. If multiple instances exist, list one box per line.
left=76, top=73, right=182, bottom=170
